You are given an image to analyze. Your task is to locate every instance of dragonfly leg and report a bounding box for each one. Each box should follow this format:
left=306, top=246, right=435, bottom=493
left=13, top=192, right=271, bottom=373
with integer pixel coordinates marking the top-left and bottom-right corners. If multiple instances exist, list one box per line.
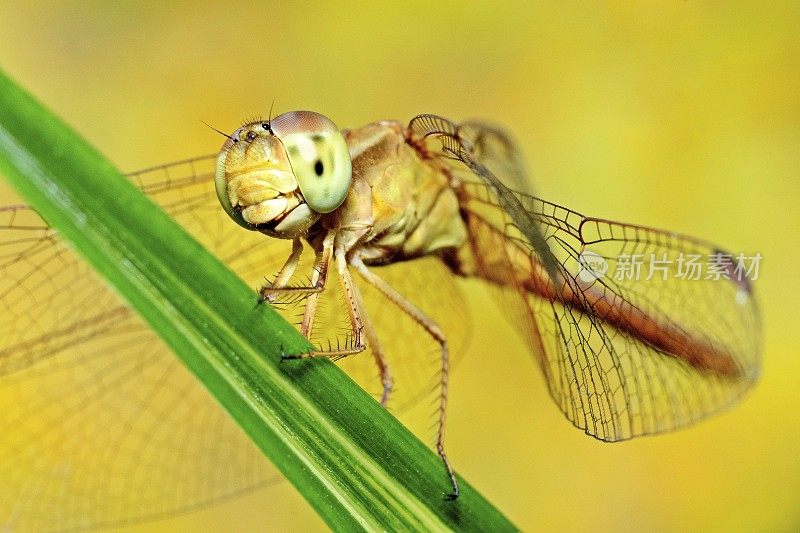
left=259, top=235, right=332, bottom=303
left=350, top=278, right=394, bottom=406
left=298, top=234, right=334, bottom=337
left=285, top=244, right=367, bottom=361
left=259, top=238, right=304, bottom=301
left=350, top=255, right=459, bottom=500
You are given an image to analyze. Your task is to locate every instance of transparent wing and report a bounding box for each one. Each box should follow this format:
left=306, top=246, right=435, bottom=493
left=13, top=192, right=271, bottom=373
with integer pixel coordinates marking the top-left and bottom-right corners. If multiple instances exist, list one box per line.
left=410, top=114, right=560, bottom=282
left=411, top=116, right=761, bottom=441
left=455, top=120, right=531, bottom=193
left=0, top=154, right=470, bottom=530
left=0, top=160, right=284, bottom=531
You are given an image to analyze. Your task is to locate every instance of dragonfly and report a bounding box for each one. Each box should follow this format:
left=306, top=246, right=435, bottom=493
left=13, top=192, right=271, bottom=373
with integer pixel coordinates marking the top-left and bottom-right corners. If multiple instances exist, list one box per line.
left=0, top=111, right=761, bottom=529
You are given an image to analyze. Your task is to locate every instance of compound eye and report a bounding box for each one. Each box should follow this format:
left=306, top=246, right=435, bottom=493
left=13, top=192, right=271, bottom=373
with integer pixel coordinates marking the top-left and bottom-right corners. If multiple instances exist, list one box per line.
left=269, top=111, right=352, bottom=213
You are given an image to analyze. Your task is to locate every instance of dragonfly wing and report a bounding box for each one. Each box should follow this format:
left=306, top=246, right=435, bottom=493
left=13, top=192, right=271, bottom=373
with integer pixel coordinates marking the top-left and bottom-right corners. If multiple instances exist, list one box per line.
left=463, top=183, right=761, bottom=440
left=0, top=160, right=285, bottom=530
left=409, top=116, right=761, bottom=441
left=456, top=120, right=532, bottom=193
left=409, top=114, right=560, bottom=282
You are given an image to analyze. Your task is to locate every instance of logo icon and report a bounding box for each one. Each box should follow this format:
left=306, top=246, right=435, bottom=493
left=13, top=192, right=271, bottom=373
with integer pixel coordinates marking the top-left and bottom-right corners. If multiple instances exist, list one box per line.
left=578, top=250, right=608, bottom=281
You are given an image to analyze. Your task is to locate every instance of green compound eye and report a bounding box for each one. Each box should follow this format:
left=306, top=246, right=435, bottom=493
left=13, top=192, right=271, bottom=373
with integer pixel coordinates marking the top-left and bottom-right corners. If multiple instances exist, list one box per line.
left=270, top=111, right=352, bottom=213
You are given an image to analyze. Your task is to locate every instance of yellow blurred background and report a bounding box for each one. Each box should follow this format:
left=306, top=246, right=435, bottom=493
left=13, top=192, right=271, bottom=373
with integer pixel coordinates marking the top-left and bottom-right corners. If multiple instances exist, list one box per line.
left=0, top=2, right=797, bottom=531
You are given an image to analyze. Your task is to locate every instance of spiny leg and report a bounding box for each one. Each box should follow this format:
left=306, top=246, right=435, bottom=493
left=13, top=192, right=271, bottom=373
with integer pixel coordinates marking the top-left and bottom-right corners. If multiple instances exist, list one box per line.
left=284, top=245, right=366, bottom=361
left=259, top=234, right=332, bottom=304
left=350, top=255, right=459, bottom=500
left=263, top=238, right=303, bottom=297
left=350, top=277, right=394, bottom=406
left=261, top=232, right=359, bottom=358
left=324, top=247, right=366, bottom=358
left=299, top=233, right=334, bottom=337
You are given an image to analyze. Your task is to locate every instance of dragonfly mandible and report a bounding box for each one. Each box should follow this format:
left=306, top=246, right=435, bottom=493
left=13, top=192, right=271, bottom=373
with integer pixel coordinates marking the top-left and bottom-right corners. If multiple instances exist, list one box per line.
left=0, top=111, right=761, bottom=528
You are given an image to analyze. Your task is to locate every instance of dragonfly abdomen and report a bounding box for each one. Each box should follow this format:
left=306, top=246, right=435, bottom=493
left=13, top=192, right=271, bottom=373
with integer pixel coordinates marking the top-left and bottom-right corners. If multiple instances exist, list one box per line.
left=446, top=211, right=748, bottom=380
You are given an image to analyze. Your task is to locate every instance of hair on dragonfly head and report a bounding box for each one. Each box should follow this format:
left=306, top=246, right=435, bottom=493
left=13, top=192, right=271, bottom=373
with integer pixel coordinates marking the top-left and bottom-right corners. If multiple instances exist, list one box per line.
left=201, top=120, right=238, bottom=143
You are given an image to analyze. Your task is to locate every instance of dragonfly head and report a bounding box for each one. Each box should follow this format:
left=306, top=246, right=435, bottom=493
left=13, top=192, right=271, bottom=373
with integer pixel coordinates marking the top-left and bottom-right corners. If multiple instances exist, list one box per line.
left=215, top=111, right=352, bottom=239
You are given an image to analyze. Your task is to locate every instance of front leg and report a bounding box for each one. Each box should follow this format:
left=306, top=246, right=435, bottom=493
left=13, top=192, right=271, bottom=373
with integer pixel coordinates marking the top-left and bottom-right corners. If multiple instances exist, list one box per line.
left=260, top=238, right=303, bottom=300
left=279, top=242, right=391, bottom=407
left=259, top=231, right=362, bottom=358
left=283, top=244, right=367, bottom=360
left=259, top=235, right=332, bottom=304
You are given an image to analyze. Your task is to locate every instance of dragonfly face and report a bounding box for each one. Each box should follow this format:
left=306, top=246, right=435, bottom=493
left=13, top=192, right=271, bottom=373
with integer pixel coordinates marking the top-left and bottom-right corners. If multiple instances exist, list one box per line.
left=215, top=111, right=352, bottom=239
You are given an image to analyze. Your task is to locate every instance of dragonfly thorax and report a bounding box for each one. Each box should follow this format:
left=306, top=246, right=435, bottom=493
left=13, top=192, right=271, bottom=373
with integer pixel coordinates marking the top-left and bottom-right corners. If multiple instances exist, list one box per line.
left=315, top=120, right=468, bottom=264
